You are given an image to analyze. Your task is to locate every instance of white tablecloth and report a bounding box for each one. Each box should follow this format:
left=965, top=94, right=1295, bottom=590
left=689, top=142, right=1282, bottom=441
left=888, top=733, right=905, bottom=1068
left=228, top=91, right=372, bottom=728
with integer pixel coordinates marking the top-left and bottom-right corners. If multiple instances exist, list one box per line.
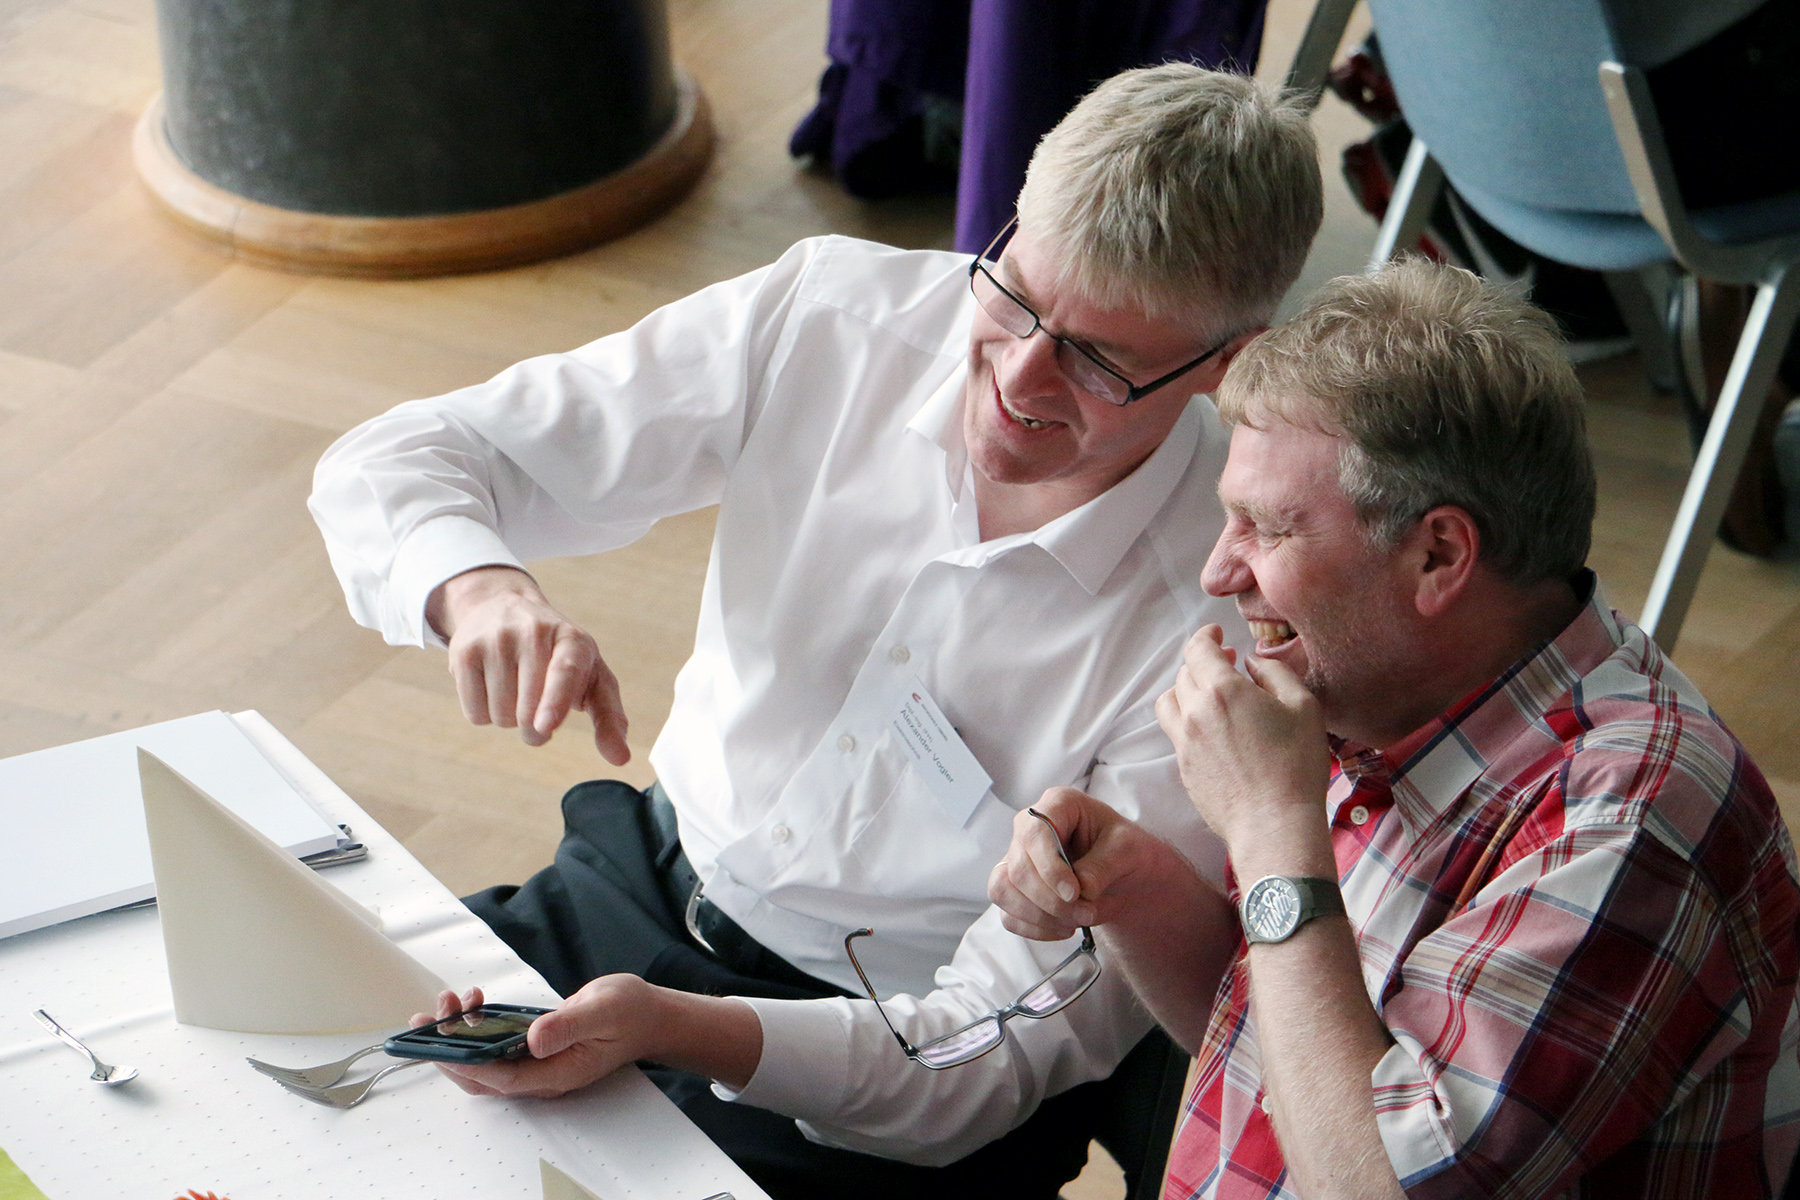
left=0, top=712, right=769, bottom=1200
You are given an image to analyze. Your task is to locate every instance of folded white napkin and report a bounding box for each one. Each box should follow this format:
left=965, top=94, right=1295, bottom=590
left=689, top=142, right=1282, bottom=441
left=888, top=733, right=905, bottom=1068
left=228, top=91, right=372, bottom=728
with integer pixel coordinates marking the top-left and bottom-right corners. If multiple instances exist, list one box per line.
left=140, top=749, right=445, bottom=1034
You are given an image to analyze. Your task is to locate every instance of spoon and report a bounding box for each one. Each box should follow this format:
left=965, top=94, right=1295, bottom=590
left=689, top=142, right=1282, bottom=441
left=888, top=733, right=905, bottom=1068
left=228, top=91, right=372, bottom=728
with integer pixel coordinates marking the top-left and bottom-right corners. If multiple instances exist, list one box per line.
left=32, top=1009, right=139, bottom=1085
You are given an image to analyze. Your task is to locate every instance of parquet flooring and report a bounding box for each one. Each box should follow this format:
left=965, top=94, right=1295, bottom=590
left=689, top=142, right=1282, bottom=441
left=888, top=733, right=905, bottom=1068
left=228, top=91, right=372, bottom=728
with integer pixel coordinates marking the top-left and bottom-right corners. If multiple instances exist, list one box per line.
left=0, top=0, right=958, bottom=881
left=1, top=1, right=1794, bottom=1195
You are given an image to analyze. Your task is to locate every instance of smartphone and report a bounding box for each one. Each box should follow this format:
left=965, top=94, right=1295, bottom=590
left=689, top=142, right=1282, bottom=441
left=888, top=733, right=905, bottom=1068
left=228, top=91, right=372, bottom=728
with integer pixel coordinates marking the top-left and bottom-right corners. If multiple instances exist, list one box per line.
left=384, top=1004, right=554, bottom=1064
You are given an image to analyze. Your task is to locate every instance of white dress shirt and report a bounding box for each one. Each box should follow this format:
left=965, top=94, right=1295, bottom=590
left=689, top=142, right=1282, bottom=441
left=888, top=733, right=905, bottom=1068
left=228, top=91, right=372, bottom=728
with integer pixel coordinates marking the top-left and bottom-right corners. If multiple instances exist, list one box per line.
left=309, top=235, right=1244, bottom=1164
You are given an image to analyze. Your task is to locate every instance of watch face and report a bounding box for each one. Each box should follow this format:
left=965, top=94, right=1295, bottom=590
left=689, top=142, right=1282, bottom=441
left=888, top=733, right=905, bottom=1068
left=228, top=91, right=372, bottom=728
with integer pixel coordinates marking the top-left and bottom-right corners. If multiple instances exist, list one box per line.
left=1245, top=877, right=1302, bottom=942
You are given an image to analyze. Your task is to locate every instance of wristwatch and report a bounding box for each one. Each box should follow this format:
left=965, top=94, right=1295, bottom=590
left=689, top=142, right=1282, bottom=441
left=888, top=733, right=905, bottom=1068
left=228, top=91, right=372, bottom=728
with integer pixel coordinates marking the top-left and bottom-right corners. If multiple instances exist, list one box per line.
left=1239, top=875, right=1345, bottom=944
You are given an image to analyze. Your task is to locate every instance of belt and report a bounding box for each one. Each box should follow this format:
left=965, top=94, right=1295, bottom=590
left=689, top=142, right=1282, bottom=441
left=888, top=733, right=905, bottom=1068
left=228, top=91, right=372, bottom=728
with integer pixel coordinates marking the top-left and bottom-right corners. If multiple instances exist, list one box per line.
left=684, top=883, right=718, bottom=954
left=651, top=783, right=852, bottom=997
left=650, top=784, right=774, bottom=968
left=684, top=881, right=758, bottom=967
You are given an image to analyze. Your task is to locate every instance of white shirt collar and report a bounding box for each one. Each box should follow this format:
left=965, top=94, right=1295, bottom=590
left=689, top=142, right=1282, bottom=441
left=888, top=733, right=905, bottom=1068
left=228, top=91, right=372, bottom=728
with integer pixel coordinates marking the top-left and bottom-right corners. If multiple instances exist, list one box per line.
left=1036, top=397, right=1208, bottom=594
left=907, top=378, right=1212, bottom=594
left=905, top=360, right=971, bottom=498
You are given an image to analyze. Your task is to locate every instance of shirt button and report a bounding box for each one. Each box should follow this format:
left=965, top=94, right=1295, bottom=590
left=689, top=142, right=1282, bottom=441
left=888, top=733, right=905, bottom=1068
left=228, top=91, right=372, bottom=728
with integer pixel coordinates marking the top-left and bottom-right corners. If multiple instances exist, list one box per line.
left=770, top=823, right=791, bottom=844
left=837, top=733, right=856, bottom=754
left=1260, top=1095, right=1273, bottom=1114
left=889, top=644, right=911, bottom=664
left=1349, top=804, right=1371, bottom=826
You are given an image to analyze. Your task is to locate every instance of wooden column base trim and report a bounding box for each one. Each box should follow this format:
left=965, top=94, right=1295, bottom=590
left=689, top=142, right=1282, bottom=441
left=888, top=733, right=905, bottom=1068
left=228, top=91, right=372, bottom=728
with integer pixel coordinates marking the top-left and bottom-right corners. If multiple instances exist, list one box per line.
left=133, top=72, right=715, bottom=279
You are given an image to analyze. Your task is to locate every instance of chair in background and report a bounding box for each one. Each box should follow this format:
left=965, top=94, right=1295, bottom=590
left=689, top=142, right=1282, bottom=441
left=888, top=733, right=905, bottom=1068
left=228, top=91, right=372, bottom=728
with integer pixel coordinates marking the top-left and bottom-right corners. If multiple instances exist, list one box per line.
left=1303, top=0, right=1800, bottom=651
left=1284, top=0, right=1359, bottom=100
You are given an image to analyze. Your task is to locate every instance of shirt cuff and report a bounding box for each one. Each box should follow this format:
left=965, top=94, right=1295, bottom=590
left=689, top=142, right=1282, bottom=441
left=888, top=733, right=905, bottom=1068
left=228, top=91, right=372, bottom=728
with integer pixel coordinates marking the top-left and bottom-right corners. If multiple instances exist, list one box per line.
left=387, top=515, right=525, bottom=647
left=710, top=996, right=854, bottom=1121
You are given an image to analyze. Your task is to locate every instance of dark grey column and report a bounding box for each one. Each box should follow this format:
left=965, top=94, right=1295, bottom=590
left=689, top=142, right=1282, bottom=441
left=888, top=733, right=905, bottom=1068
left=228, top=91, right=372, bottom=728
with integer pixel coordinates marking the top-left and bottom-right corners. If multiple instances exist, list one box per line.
left=154, top=0, right=678, bottom=217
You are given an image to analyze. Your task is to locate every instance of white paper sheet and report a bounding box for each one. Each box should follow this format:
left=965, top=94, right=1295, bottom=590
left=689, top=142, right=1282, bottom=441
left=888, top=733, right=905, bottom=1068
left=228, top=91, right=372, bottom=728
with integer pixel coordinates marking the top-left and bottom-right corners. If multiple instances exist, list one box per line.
left=0, top=710, right=343, bottom=939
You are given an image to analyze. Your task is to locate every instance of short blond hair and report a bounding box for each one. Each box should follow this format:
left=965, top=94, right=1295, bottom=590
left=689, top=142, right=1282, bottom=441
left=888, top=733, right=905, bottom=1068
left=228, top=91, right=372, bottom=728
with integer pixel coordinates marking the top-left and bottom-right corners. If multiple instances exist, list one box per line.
left=1016, top=64, right=1323, bottom=332
left=1218, top=258, right=1595, bottom=584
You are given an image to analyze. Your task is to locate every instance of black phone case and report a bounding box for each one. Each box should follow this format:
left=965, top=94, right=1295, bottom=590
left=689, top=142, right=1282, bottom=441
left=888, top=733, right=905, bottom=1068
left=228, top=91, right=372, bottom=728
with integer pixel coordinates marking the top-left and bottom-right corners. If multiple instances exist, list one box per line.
left=383, top=1004, right=552, bottom=1063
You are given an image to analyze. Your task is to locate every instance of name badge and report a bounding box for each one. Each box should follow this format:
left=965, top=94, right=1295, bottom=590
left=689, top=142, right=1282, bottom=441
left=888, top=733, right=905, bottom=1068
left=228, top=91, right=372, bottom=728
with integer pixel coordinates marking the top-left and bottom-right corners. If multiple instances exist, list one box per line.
left=890, top=675, right=994, bottom=827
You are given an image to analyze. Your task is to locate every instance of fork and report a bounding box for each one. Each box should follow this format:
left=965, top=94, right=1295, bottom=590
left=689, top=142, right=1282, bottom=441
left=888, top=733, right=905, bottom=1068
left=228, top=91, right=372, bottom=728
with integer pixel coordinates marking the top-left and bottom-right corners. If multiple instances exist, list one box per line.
left=247, top=1040, right=391, bottom=1089
left=248, top=1007, right=482, bottom=1088
left=275, top=1058, right=434, bottom=1108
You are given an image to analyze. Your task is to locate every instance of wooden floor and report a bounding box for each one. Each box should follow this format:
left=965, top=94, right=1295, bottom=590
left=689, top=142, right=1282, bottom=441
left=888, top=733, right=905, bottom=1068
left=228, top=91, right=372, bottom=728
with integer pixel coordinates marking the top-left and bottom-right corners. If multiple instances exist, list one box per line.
left=2, top=1, right=1796, bottom=1195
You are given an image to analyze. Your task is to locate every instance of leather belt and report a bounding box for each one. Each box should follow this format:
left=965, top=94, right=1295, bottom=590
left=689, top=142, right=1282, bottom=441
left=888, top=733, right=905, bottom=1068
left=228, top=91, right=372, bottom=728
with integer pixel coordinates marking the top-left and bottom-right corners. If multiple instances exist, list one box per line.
left=684, top=882, right=721, bottom=956
left=652, top=784, right=850, bottom=997
left=684, top=882, right=768, bottom=972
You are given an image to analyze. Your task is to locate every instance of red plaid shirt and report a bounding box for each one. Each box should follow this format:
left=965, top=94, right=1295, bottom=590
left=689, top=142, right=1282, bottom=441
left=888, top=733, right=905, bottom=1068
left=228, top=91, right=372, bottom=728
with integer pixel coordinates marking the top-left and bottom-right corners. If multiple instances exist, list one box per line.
left=1164, top=580, right=1800, bottom=1199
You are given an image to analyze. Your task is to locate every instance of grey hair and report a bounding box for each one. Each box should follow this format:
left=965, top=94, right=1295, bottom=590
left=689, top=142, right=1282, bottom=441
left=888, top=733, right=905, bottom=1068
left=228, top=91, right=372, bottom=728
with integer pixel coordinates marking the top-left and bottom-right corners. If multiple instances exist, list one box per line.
left=1015, top=63, right=1323, bottom=331
left=1217, top=257, right=1595, bottom=585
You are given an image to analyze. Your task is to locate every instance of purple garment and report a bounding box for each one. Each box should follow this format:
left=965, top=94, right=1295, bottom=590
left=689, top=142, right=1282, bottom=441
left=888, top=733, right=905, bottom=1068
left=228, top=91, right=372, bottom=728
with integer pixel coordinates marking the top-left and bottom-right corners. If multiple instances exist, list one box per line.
left=789, top=0, right=970, bottom=201
left=790, top=0, right=1268, bottom=252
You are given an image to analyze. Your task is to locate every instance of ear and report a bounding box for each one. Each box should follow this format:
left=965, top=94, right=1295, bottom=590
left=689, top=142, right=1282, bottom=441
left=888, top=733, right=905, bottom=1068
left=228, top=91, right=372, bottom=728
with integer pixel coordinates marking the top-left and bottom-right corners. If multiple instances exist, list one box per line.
left=1192, top=327, right=1265, bottom=395
left=1407, top=505, right=1481, bottom=618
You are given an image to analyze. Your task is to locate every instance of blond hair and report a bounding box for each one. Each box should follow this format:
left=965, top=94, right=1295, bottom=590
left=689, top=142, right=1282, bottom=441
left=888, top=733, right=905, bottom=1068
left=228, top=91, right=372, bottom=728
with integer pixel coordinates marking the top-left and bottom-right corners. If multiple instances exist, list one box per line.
left=1218, top=258, right=1595, bottom=584
left=1016, top=63, right=1323, bottom=332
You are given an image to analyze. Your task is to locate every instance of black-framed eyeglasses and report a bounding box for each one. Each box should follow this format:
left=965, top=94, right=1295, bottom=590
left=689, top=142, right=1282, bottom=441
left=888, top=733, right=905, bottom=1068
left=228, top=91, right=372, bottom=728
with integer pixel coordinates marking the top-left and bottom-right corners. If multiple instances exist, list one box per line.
left=843, top=808, right=1100, bottom=1070
left=968, top=218, right=1231, bottom=407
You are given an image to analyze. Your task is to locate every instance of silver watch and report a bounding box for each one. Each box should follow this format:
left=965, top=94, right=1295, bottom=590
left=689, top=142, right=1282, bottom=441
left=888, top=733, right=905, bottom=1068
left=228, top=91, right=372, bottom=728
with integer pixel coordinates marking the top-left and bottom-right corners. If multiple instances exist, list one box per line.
left=1239, top=875, right=1345, bottom=944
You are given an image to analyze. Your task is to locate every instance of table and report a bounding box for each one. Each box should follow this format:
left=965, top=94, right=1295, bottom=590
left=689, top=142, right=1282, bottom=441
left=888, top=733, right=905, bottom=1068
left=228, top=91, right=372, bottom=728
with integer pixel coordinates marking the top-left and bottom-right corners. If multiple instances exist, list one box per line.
left=0, top=712, right=770, bottom=1200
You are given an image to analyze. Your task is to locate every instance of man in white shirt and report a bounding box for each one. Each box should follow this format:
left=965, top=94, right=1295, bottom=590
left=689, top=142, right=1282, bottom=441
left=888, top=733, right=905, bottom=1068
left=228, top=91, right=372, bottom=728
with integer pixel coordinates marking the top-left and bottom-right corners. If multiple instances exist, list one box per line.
left=310, top=64, right=1322, bottom=1199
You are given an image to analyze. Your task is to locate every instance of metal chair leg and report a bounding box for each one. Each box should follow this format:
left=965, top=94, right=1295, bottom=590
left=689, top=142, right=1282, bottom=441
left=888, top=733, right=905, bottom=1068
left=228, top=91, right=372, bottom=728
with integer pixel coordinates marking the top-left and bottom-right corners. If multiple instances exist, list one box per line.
left=1640, top=266, right=1800, bottom=651
left=1284, top=0, right=1360, bottom=109
left=1367, top=137, right=1443, bottom=270
left=1602, top=267, right=1678, bottom=395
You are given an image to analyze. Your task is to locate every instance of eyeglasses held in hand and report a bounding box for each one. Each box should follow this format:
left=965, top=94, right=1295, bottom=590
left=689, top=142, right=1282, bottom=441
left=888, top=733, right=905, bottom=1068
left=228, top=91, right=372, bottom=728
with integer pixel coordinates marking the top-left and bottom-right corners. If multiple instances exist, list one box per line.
left=967, top=217, right=1231, bottom=407
left=843, top=808, right=1101, bottom=1069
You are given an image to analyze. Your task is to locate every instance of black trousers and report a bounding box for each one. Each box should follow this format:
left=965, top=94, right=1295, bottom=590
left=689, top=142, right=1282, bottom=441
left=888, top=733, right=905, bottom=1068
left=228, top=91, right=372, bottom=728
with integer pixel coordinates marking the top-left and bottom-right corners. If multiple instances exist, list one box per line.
left=464, top=779, right=1174, bottom=1200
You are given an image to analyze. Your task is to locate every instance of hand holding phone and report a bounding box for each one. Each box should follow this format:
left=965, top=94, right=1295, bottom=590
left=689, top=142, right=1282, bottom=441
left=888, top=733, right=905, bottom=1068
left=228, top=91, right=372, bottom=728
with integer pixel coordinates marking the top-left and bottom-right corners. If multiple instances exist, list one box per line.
left=385, top=1003, right=553, bottom=1064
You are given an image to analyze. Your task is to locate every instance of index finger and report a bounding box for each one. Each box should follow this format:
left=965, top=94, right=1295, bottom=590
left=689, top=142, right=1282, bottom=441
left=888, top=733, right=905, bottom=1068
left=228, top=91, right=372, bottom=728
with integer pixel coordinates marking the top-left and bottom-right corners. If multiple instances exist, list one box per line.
left=1242, top=653, right=1315, bottom=707
left=1183, top=624, right=1240, bottom=670
left=442, top=1041, right=609, bottom=1099
left=1023, top=808, right=1081, bottom=902
left=435, top=1058, right=523, bottom=1095
left=580, top=661, right=631, bottom=767
left=533, top=629, right=593, bottom=739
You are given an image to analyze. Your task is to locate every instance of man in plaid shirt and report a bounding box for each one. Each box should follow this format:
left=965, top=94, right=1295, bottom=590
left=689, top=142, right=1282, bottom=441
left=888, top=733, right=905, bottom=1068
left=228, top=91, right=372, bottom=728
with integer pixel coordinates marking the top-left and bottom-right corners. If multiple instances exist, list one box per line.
left=988, top=258, right=1800, bottom=1198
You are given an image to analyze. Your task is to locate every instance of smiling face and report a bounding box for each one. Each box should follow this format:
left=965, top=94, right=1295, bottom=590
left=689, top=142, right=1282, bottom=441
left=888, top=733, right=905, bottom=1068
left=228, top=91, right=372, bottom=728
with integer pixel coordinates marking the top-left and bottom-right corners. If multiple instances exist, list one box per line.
left=1202, top=418, right=1426, bottom=740
left=962, top=226, right=1230, bottom=522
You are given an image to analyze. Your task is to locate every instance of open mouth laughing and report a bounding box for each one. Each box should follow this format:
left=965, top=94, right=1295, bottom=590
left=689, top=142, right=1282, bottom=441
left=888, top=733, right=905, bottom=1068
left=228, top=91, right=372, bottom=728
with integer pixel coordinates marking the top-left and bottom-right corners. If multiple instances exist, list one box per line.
left=1247, top=618, right=1296, bottom=649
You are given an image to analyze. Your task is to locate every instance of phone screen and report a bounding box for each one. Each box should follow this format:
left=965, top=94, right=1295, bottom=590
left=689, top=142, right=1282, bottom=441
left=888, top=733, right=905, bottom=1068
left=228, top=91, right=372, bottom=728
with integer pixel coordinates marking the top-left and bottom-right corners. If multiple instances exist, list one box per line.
left=423, top=1009, right=538, bottom=1043
left=385, top=1004, right=551, bottom=1062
